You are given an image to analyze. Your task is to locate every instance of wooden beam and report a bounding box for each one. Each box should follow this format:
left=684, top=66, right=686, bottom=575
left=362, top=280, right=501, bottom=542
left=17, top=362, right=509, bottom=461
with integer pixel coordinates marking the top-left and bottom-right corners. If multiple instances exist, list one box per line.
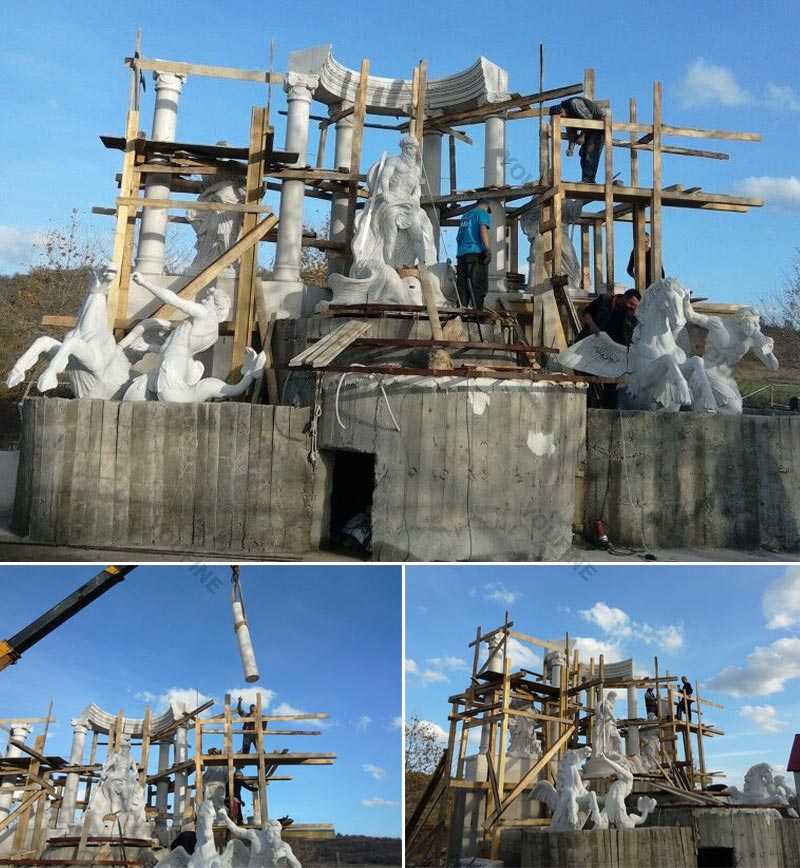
left=132, top=57, right=283, bottom=85
left=116, top=196, right=270, bottom=214
left=611, top=139, right=729, bottom=160
left=343, top=59, right=370, bottom=268
left=651, top=81, right=663, bottom=281
left=604, top=105, right=614, bottom=294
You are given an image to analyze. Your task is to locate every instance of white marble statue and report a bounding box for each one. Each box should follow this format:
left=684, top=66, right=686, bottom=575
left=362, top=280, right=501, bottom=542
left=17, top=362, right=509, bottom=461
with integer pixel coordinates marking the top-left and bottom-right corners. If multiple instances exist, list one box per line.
left=521, top=199, right=583, bottom=290
left=124, top=272, right=265, bottom=402
left=158, top=801, right=223, bottom=868
left=217, top=808, right=302, bottom=868
left=531, top=747, right=604, bottom=831
left=186, top=179, right=246, bottom=276
left=635, top=720, right=662, bottom=773
left=683, top=298, right=779, bottom=414
left=729, top=763, right=797, bottom=813
left=327, top=135, right=439, bottom=305
left=594, top=752, right=657, bottom=830
left=592, top=692, right=623, bottom=759
left=558, top=278, right=719, bottom=412
left=6, top=265, right=133, bottom=399
left=84, top=738, right=150, bottom=837
left=507, top=705, right=543, bottom=760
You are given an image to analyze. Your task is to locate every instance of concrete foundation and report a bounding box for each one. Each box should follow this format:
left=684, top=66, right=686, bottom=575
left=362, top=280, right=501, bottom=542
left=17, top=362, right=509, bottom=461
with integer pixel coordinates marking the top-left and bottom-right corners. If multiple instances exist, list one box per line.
left=585, top=409, right=800, bottom=552
left=521, top=827, right=697, bottom=868
left=318, top=374, right=587, bottom=560
left=13, top=398, right=325, bottom=556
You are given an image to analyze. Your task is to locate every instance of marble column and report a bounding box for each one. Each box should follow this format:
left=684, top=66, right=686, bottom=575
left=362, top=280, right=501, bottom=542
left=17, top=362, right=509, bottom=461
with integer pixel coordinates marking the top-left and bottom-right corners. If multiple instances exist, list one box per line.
left=155, top=740, right=171, bottom=838
left=0, top=724, right=32, bottom=815
left=484, top=114, right=507, bottom=296
left=134, top=71, right=187, bottom=275
left=270, top=72, right=319, bottom=302
left=328, top=100, right=354, bottom=276
left=173, top=725, right=188, bottom=828
left=626, top=686, right=640, bottom=756
left=422, top=130, right=443, bottom=254
left=56, top=720, right=89, bottom=830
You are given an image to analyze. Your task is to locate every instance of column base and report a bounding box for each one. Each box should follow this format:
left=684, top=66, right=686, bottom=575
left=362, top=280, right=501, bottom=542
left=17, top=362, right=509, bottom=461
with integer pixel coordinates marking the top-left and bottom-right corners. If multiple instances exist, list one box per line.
left=260, top=279, right=329, bottom=320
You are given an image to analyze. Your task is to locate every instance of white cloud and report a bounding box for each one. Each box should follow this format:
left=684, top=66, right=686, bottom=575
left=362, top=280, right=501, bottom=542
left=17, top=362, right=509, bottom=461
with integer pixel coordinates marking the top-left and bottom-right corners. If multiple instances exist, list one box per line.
left=0, top=226, right=43, bottom=271
left=228, top=688, right=275, bottom=712
left=136, top=687, right=215, bottom=714
left=356, top=715, right=372, bottom=732
left=737, top=176, right=800, bottom=209
left=679, top=58, right=752, bottom=107
left=409, top=719, right=448, bottom=744
left=506, top=637, right=542, bottom=672
left=482, top=582, right=521, bottom=606
left=406, top=657, right=450, bottom=685
left=362, top=763, right=386, bottom=780
left=765, top=83, right=800, bottom=112
left=362, top=797, right=400, bottom=808
left=391, top=717, right=403, bottom=730
left=426, top=656, right=468, bottom=671
left=739, top=704, right=787, bottom=734
left=580, top=602, right=631, bottom=634
left=763, top=569, right=800, bottom=628
left=572, top=636, right=624, bottom=661
left=708, top=636, right=800, bottom=696
left=405, top=658, right=418, bottom=674
left=579, top=602, right=684, bottom=652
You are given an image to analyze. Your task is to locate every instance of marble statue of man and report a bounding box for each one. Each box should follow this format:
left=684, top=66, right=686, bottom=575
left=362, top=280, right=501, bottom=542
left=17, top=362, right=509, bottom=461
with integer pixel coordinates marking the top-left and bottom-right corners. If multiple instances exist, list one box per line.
left=216, top=808, right=302, bottom=868
left=353, top=135, right=437, bottom=270
left=531, top=747, right=603, bottom=831
left=683, top=298, right=779, bottom=414
left=85, top=737, right=148, bottom=836
left=124, top=272, right=265, bottom=402
left=592, top=692, right=623, bottom=758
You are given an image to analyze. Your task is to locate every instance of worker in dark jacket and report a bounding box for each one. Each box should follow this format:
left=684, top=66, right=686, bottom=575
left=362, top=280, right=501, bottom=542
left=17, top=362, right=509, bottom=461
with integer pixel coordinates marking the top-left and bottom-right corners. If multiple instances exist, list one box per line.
left=237, top=696, right=266, bottom=753
left=626, top=232, right=665, bottom=289
left=554, top=96, right=607, bottom=183
left=675, top=676, right=694, bottom=721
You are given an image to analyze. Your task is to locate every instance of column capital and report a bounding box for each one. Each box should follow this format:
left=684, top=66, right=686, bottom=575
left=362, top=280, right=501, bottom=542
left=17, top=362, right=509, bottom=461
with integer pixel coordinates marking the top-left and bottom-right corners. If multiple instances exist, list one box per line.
left=284, top=71, right=319, bottom=102
left=70, top=719, right=90, bottom=735
left=152, top=70, right=187, bottom=93
left=9, top=723, right=32, bottom=740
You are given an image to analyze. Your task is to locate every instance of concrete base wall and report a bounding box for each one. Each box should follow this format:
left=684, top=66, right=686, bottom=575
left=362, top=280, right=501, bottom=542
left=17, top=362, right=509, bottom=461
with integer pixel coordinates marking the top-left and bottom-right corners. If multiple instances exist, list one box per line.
left=318, top=375, right=587, bottom=561
left=521, top=827, right=696, bottom=868
left=585, top=410, right=800, bottom=551
left=13, top=398, right=325, bottom=556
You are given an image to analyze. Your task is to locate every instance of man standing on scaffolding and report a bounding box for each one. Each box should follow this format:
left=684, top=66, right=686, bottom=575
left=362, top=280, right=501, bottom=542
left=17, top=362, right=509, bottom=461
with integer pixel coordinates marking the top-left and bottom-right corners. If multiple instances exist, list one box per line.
left=455, top=200, right=492, bottom=309
left=554, top=96, right=607, bottom=184
left=237, top=695, right=267, bottom=753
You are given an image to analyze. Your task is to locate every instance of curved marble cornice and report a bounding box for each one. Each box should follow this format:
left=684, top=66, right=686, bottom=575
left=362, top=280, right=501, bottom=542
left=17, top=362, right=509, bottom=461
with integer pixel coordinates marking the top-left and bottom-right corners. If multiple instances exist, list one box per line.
left=289, top=45, right=509, bottom=116
left=79, top=704, right=179, bottom=737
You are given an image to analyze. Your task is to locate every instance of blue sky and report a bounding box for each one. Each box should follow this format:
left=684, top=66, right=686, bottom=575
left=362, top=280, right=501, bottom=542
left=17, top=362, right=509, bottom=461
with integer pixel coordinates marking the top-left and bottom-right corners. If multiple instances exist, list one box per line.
left=406, top=564, right=800, bottom=790
left=0, top=564, right=402, bottom=837
left=1, top=0, right=799, bottom=308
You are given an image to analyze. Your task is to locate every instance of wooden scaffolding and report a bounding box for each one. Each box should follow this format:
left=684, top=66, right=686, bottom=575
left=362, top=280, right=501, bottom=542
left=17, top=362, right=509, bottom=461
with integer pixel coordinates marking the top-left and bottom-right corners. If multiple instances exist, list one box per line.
left=406, top=615, right=726, bottom=867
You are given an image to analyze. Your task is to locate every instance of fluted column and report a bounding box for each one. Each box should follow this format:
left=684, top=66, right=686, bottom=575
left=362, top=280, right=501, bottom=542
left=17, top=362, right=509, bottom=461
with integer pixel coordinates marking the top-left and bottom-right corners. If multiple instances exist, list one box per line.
left=155, top=739, right=171, bottom=835
left=328, top=100, right=354, bottom=276
left=484, top=114, right=507, bottom=295
left=272, top=72, right=318, bottom=284
left=134, top=71, right=187, bottom=275
left=0, top=724, right=32, bottom=815
left=56, top=720, right=89, bottom=830
left=422, top=130, right=443, bottom=253
left=173, top=725, right=188, bottom=828
left=626, top=686, right=640, bottom=756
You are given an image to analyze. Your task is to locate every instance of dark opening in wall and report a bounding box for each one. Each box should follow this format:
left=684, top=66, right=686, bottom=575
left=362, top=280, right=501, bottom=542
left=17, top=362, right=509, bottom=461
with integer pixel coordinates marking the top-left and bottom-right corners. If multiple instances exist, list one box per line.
left=327, top=449, right=375, bottom=557
left=698, top=847, right=735, bottom=868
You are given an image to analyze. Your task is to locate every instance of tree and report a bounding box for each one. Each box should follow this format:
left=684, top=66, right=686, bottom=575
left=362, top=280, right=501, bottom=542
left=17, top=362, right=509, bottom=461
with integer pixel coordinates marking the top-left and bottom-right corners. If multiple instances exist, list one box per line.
left=765, top=248, right=800, bottom=329
left=405, top=717, right=445, bottom=775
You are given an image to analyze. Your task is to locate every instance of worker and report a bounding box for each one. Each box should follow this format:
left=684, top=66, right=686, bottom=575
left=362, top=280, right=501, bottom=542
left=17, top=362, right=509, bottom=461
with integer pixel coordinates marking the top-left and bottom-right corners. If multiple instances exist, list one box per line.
left=553, top=97, right=607, bottom=184
left=237, top=696, right=267, bottom=753
left=675, top=676, right=694, bottom=721
left=455, top=200, right=492, bottom=309
left=626, top=232, right=665, bottom=289
left=578, top=289, right=641, bottom=348
left=644, top=687, right=658, bottom=717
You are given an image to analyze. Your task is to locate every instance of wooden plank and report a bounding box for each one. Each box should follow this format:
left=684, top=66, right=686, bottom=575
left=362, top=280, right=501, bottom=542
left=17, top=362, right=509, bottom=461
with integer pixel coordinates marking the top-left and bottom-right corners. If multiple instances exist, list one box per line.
left=133, top=57, right=282, bottom=84
left=117, top=196, right=270, bottom=214
left=551, top=114, right=562, bottom=278
left=138, top=706, right=151, bottom=787
left=106, top=109, right=140, bottom=327
left=344, top=59, right=370, bottom=265
left=490, top=659, right=512, bottom=859
left=230, top=106, right=268, bottom=376
left=153, top=214, right=277, bottom=319
left=255, top=693, right=267, bottom=828
left=611, top=139, right=729, bottom=160
left=580, top=225, right=590, bottom=289
left=651, top=82, right=663, bottom=281
left=448, top=135, right=457, bottom=194
left=194, top=715, right=203, bottom=805
left=604, top=107, right=614, bottom=294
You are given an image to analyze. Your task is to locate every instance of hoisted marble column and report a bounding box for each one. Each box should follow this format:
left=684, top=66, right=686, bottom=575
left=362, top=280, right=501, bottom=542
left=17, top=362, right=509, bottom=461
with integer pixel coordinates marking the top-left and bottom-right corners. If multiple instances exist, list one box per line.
left=56, top=720, right=89, bottom=830
left=422, top=130, right=443, bottom=253
left=626, top=685, right=640, bottom=756
left=0, top=724, right=32, bottom=815
left=134, top=71, right=187, bottom=276
left=155, top=739, right=171, bottom=836
left=484, top=114, right=507, bottom=295
left=173, top=725, right=188, bottom=828
left=328, top=100, right=354, bottom=276
left=268, top=72, right=319, bottom=316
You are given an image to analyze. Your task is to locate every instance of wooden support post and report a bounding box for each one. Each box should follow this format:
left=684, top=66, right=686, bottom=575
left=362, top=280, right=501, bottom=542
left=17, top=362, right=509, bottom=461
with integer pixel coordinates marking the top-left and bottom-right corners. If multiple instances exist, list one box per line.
left=630, top=97, right=647, bottom=291
left=113, top=710, right=124, bottom=754
left=12, top=734, right=45, bottom=852
left=343, top=59, right=369, bottom=270
left=509, top=216, right=519, bottom=274
left=651, top=81, right=663, bottom=281
left=230, top=105, right=268, bottom=379
left=581, top=225, right=590, bottom=289
left=412, top=60, right=428, bottom=145
left=592, top=224, right=603, bottom=293
left=583, top=68, right=595, bottom=100
left=106, top=109, right=140, bottom=328
left=551, top=113, right=563, bottom=279
left=256, top=692, right=267, bottom=827
left=139, top=706, right=152, bottom=787
left=194, top=715, right=203, bottom=805
left=603, top=107, right=614, bottom=295
left=225, top=694, right=234, bottom=815
left=695, top=680, right=707, bottom=785
left=448, top=134, right=457, bottom=194
left=490, top=658, right=512, bottom=859
left=315, top=122, right=329, bottom=169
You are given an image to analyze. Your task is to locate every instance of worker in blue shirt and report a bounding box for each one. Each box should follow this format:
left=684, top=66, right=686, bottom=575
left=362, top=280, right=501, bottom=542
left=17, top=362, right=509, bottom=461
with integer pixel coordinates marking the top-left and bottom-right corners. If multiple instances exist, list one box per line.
left=456, top=200, right=492, bottom=309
